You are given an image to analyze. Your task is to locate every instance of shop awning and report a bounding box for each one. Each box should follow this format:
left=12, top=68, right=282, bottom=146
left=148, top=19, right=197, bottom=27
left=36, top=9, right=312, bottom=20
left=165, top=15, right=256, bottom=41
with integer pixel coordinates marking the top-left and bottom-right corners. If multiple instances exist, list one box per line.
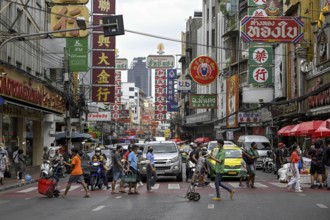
left=3, top=98, right=63, bottom=115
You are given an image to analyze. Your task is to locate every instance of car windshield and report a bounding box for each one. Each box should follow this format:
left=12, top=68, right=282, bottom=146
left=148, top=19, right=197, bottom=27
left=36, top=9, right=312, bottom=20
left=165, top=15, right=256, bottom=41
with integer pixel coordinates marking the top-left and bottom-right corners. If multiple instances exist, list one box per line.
left=225, top=149, right=242, bottom=158
left=208, top=142, right=218, bottom=151
left=244, top=142, right=271, bottom=150
left=146, top=143, right=178, bottom=153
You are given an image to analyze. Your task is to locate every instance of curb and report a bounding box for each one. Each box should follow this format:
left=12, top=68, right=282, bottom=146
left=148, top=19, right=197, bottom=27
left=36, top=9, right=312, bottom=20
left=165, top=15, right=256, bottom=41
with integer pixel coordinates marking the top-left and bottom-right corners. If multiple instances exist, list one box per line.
left=0, top=179, right=38, bottom=192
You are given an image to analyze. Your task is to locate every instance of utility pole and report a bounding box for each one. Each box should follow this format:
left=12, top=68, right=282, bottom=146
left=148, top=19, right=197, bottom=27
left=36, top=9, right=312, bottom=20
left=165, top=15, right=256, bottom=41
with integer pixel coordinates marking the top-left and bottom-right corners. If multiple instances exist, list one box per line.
left=64, top=47, right=72, bottom=151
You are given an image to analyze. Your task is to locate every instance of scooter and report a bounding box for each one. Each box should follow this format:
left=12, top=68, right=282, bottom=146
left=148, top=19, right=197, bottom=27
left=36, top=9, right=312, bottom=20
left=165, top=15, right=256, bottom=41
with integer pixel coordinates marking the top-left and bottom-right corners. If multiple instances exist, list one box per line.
left=262, top=151, right=275, bottom=173
left=40, top=160, right=53, bottom=178
left=88, top=161, right=104, bottom=191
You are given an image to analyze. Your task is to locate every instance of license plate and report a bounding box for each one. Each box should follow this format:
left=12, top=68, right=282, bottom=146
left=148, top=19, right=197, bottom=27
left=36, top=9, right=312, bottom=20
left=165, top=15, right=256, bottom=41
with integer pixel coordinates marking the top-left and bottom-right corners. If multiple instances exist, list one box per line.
left=228, top=171, right=237, bottom=175
left=157, top=171, right=165, bottom=174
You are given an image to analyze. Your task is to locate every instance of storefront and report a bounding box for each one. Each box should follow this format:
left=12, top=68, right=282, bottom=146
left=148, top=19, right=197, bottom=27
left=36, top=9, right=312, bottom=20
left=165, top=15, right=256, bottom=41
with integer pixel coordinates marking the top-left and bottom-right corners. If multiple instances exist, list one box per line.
left=0, top=65, right=65, bottom=166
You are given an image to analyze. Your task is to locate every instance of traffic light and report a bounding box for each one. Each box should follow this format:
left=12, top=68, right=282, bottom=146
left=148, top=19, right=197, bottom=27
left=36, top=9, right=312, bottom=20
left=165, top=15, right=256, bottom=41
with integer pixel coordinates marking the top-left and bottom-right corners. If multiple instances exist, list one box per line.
left=102, top=15, right=124, bottom=37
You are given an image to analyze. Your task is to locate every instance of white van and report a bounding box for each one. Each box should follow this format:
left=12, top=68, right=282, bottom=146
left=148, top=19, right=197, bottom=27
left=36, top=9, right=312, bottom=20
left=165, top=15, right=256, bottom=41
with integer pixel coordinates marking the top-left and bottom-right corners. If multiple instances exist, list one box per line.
left=237, top=135, right=271, bottom=168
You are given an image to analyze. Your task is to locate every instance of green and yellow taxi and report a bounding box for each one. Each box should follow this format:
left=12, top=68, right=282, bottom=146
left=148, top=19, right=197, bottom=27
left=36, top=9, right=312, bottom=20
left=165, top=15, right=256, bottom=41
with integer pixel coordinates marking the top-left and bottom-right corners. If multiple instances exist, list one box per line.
left=207, top=145, right=242, bottom=180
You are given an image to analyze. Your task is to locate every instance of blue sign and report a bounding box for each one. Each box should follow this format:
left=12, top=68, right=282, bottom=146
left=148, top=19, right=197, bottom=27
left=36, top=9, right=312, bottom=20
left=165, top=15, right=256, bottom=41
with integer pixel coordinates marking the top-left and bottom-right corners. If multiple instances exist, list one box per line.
left=167, top=101, right=178, bottom=112
left=167, top=69, right=177, bottom=102
left=0, top=96, right=4, bottom=105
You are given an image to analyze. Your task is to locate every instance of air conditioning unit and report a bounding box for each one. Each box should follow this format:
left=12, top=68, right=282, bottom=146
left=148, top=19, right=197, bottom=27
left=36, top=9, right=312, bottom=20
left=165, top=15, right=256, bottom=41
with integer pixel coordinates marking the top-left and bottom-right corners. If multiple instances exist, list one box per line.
left=242, top=50, right=249, bottom=60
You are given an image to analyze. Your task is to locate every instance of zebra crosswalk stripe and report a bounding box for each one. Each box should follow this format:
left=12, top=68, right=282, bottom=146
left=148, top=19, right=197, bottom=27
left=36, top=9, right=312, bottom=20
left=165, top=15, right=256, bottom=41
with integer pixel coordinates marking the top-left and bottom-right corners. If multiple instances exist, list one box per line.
left=60, top=185, right=80, bottom=192
left=17, top=187, right=38, bottom=193
left=168, top=184, right=180, bottom=189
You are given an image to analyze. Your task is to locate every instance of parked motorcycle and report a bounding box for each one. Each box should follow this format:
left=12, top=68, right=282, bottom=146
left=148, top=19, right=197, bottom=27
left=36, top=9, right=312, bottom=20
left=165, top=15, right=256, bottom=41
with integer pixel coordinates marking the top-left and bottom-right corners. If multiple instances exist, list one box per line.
left=262, top=151, right=275, bottom=173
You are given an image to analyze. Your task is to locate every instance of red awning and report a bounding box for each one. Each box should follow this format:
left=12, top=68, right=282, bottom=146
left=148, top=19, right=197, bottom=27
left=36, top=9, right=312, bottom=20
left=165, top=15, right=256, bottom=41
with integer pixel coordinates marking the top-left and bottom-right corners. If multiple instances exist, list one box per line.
left=277, top=125, right=296, bottom=136
left=313, top=119, right=330, bottom=138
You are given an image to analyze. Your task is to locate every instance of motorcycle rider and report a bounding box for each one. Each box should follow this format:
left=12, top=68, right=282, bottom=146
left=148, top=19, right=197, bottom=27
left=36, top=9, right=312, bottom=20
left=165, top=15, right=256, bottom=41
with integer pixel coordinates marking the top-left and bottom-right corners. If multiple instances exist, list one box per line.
left=92, top=147, right=110, bottom=189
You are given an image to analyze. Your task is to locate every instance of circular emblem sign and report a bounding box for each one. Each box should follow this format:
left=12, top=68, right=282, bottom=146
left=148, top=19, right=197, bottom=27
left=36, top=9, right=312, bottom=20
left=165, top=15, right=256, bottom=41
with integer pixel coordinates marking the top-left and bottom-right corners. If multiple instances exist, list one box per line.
left=189, top=56, right=219, bottom=85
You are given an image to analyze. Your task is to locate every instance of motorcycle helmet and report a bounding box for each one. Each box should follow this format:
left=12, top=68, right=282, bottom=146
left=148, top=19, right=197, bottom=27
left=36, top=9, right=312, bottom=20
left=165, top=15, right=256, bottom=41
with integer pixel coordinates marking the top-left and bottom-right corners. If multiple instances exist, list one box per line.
left=189, top=142, right=196, bottom=148
left=95, top=147, right=101, bottom=156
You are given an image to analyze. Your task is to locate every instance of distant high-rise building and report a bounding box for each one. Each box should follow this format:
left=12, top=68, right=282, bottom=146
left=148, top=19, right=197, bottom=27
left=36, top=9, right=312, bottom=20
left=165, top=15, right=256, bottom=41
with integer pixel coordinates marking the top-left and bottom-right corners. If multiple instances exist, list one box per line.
left=127, top=57, right=152, bottom=97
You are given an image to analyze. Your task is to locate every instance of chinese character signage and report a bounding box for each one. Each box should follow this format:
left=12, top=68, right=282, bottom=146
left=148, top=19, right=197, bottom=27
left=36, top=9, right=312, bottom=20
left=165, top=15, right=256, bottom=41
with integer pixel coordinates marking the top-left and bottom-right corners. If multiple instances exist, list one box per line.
left=248, top=66, right=272, bottom=85
left=249, top=45, right=273, bottom=66
left=50, top=5, right=89, bottom=38
left=189, top=55, right=219, bottom=85
left=91, top=86, right=115, bottom=102
left=166, top=69, right=176, bottom=102
left=92, top=51, right=115, bottom=67
left=154, top=69, right=167, bottom=121
left=189, top=94, right=217, bottom=109
left=147, top=55, right=174, bottom=69
left=91, top=0, right=116, bottom=103
left=93, top=0, right=115, bottom=14
left=92, top=68, right=115, bottom=85
left=226, top=75, right=239, bottom=128
left=92, top=33, right=115, bottom=50
left=88, top=112, right=112, bottom=121
left=238, top=112, right=261, bottom=123
left=67, top=37, right=88, bottom=71
left=240, top=16, right=304, bottom=43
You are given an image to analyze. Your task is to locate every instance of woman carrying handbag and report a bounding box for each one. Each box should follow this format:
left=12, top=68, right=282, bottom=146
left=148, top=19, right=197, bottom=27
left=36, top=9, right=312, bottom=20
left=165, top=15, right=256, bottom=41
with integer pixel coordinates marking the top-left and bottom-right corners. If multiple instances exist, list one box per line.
left=146, top=146, right=157, bottom=192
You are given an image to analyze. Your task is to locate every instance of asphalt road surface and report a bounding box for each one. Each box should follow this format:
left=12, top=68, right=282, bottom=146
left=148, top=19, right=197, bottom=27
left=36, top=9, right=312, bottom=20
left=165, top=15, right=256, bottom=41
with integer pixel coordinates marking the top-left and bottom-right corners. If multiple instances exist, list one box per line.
left=0, top=170, right=329, bottom=220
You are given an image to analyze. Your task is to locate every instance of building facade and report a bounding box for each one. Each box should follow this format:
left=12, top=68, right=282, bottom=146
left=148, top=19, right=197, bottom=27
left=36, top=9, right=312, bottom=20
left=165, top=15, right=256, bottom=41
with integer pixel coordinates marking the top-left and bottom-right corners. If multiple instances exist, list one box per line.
left=127, top=57, right=152, bottom=97
left=0, top=1, right=66, bottom=165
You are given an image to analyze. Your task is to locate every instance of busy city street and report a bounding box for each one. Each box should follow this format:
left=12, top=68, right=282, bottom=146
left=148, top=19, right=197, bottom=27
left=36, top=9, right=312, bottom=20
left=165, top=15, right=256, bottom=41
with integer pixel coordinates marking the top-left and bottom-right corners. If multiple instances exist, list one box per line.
left=0, top=168, right=329, bottom=220
left=1, top=0, right=330, bottom=220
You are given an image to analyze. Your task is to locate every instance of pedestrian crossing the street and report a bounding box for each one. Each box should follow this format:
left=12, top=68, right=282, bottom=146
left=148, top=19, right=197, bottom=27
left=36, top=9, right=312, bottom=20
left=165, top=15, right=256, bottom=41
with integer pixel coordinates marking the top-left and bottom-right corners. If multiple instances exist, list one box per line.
left=9, top=181, right=297, bottom=196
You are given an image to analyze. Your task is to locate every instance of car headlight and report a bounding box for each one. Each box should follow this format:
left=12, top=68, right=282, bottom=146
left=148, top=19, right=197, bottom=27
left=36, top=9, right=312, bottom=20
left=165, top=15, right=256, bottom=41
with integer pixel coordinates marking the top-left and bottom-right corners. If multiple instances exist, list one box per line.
left=170, top=156, right=179, bottom=163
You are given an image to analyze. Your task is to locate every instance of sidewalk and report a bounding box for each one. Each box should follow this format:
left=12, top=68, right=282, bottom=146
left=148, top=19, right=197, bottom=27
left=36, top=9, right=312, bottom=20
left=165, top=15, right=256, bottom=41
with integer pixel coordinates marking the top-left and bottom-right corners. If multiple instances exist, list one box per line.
left=0, top=165, right=40, bottom=192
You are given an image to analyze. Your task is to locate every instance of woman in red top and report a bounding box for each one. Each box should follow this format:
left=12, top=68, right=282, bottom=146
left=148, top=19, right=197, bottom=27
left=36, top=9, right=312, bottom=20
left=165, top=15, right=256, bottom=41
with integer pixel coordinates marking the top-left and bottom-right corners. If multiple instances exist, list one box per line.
left=287, top=145, right=302, bottom=192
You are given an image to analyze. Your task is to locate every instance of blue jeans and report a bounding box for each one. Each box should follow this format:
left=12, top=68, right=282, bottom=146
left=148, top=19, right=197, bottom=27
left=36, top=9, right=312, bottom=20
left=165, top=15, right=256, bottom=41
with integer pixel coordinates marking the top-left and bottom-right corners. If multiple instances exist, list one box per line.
left=215, top=173, right=232, bottom=198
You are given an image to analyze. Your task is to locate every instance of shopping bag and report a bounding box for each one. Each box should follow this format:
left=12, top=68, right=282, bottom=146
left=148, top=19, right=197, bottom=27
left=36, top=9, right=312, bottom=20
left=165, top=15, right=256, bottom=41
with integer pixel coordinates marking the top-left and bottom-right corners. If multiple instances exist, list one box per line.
left=121, top=171, right=137, bottom=183
left=150, top=176, right=156, bottom=187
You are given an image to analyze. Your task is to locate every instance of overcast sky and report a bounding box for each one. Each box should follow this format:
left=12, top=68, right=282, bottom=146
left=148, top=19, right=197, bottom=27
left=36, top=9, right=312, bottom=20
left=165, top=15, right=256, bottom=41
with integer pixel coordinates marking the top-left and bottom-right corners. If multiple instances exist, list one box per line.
left=116, top=0, right=202, bottom=75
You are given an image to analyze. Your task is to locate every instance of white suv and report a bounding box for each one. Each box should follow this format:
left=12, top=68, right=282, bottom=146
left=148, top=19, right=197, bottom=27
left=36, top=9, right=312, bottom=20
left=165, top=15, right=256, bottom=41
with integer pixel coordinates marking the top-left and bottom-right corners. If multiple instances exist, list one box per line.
left=140, top=141, right=183, bottom=182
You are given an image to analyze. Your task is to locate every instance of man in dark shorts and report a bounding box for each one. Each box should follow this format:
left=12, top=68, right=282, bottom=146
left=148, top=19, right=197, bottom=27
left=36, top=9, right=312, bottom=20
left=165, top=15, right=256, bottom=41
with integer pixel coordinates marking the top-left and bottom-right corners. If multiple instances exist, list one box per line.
left=309, top=140, right=325, bottom=189
left=62, top=148, right=90, bottom=198
left=111, top=145, right=126, bottom=194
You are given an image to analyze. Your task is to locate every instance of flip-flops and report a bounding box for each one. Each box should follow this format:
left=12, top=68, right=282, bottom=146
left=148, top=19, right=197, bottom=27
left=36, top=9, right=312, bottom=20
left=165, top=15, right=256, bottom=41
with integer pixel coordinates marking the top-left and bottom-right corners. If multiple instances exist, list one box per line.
left=111, top=191, right=119, bottom=194
left=119, top=190, right=126, bottom=193
left=84, top=194, right=90, bottom=198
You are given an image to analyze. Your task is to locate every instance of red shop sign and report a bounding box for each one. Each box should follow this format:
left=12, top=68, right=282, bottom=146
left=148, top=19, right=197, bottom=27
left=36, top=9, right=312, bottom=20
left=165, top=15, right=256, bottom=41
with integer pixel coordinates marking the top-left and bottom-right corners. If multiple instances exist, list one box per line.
left=189, top=56, right=219, bottom=85
left=240, top=16, right=304, bottom=43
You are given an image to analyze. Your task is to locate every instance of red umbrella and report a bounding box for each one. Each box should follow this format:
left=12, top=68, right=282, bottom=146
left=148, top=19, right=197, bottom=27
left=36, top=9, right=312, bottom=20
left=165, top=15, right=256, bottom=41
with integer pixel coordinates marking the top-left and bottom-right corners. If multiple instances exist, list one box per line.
left=313, top=119, right=330, bottom=138
left=170, top=138, right=183, bottom=143
left=194, top=137, right=210, bottom=143
left=288, top=120, right=324, bottom=136
left=277, top=125, right=296, bottom=136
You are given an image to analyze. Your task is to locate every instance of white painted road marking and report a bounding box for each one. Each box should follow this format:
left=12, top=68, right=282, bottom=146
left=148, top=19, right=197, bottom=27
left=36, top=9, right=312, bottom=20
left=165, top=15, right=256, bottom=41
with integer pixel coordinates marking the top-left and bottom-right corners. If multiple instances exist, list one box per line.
left=316, top=204, right=328, bottom=209
left=253, top=183, right=268, bottom=188
left=168, top=184, right=180, bottom=189
left=61, top=185, right=80, bottom=192
left=208, top=204, right=215, bottom=209
left=209, top=183, right=215, bottom=188
left=92, top=206, right=105, bottom=212
left=208, top=194, right=215, bottom=197
left=152, top=184, right=160, bottom=190
left=115, top=196, right=122, bottom=199
left=17, top=187, right=38, bottom=193
left=269, top=182, right=287, bottom=188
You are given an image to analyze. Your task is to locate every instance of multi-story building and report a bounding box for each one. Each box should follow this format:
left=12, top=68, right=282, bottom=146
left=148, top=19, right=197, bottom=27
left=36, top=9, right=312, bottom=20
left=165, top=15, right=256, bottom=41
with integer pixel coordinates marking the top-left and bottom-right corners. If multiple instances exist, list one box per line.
left=127, top=57, right=152, bottom=97
left=0, top=1, right=66, bottom=165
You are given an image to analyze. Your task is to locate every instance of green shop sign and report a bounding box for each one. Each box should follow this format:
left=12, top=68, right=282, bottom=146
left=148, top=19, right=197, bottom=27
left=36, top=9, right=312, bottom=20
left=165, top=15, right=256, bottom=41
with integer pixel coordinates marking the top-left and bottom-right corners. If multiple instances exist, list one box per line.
left=189, top=94, right=217, bottom=109
left=249, top=45, right=273, bottom=66
left=67, top=37, right=89, bottom=72
left=248, top=66, right=273, bottom=85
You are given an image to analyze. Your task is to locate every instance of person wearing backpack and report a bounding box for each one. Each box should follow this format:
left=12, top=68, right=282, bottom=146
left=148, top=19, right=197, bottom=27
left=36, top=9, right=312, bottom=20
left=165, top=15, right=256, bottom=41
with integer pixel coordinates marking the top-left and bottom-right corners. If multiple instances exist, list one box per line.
left=324, top=138, right=330, bottom=190
left=242, top=142, right=259, bottom=188
left=309, top=140, right=325, bottom=189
